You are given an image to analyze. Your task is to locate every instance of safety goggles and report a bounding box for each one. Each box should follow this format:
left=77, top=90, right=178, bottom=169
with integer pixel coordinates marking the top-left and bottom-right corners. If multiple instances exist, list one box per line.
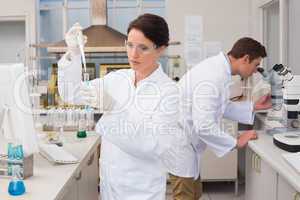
left=125, top=40, right=157, bottom=55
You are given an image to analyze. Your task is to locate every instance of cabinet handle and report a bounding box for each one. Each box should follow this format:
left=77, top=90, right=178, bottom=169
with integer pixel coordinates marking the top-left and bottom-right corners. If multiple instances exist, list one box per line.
left=257, top=156, right=261, bottom=173
left=75, top=171, right=82, bottom=181
left=254, top=154, right=258, bottom=171
left=87, top=153, right=95, bottom=166
left=254, top=155, right=261, bottom=173
left=251, top=153, right=255, bottom=169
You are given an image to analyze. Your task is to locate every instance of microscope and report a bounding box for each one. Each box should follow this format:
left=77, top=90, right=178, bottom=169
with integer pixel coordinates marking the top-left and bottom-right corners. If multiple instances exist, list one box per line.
left=258, top=64, right=300, bottom=152
left=257, top=64, right=293, bottom=123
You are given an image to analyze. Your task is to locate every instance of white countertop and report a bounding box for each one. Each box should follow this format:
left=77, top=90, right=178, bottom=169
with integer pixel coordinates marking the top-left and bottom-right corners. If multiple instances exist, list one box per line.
left=0, top=132, right=100, bottom=200
left=248, top=115, right=300, bottom=192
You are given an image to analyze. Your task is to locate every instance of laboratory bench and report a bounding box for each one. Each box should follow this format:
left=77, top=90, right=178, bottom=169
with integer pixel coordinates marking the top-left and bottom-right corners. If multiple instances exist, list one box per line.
left=0, top=132, right=100, bottom=200
left=245, top=113, right=300, bottom=200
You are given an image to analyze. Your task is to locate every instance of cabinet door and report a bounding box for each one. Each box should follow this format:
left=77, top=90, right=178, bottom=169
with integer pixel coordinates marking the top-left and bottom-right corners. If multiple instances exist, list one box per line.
left=87, top=151, right=100, bottom=199
left=245, top=148, right=255, bottom=200
left=77, top=168, right=89, bottom=200
left=245, top=148, right=277, bottom=200
left=58, top=176, right=78, bottom=200
left=201, top=120, right=238, bottom=180
left=277, top=175, right=300, bottom=200
left=201, top=148, right=237, bottom=180
left=77, top=150, right=99, bottom=200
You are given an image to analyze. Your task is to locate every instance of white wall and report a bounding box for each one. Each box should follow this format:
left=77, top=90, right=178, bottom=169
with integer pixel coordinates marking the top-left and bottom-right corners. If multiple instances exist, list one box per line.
left=265, top=1, right=280, bottom=69
left=0, top=21, right=26, bottom=63
left=288, top=0, right=300, bottom=75
left=0, top=0, right=38, bottom=67
left=249, top=0, right=273, bottom=40
left=165, top=0, right=251, bottom=76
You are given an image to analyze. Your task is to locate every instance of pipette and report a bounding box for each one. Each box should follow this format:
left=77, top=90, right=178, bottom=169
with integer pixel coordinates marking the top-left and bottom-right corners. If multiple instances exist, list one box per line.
left=76, top=30, right=91, bottom=138
left=77, top=32, right=90, bottom=84
left=77, top=32, right=87, bottom=74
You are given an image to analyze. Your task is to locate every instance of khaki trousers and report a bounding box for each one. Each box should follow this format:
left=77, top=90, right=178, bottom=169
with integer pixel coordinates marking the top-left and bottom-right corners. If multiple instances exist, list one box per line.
left=169, top=174, right=202, bottom=200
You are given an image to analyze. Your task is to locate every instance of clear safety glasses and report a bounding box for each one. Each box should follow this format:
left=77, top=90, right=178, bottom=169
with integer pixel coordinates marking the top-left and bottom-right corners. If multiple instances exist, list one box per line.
left=125, top=40, right=157, bottom=55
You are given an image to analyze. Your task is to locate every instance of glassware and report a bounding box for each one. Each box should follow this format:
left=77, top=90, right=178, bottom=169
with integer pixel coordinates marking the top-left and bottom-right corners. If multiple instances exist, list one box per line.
left=86, top=108, right=94, bottom=131
left=7, top=143, right=14, bottom=176
left=8, top=165, right=26, bottom=196
left=77, top=110, right=87, bottom=138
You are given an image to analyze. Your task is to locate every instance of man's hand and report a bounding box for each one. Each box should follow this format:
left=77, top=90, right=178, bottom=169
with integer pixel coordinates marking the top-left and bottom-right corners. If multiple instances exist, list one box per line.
left=237, top=130, right=258, bottom=148
left=254, top=94, right=272, bottom=111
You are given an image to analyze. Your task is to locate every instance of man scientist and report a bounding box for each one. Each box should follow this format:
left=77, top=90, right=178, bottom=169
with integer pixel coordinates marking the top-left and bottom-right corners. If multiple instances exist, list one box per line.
left=170, top=37, right=272, bottom=200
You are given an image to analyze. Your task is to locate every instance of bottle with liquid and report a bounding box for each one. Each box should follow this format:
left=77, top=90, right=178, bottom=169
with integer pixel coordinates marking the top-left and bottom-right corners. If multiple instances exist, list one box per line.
left=8, top=165, right=26, bottom=196
left=77, top=110, right=87, bottom=138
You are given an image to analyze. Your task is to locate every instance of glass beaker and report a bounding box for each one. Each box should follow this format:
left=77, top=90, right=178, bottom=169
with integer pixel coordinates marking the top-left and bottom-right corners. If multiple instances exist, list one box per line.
left=8, top=165, right=26, bottom=196
left=77, top=110, right=87, bottom=138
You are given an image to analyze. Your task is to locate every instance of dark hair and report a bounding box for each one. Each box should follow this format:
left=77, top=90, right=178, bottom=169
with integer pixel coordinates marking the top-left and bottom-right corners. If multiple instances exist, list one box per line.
left=127, top=13, right=169, bottom=47
left=228, top=37, right=267, bottom=62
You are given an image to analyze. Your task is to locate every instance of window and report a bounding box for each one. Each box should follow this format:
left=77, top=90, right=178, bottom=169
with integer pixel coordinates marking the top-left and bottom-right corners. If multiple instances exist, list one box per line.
left=108, top=0, right=165, bottom=34
left=263, top=1, right=279, bottom=70
left=288, top=0, right=300, bottom=74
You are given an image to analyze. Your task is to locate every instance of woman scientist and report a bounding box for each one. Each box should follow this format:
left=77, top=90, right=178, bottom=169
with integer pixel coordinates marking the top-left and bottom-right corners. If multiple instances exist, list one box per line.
left=57, top=14, right=196, bottom=200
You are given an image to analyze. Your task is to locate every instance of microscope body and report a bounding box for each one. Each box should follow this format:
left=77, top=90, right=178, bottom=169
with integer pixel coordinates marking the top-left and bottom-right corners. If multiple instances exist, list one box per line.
left=283, top=75, right=300, bottom=129
left=257, top=64, right=288, bottom=121
left=259, top=65, right=300, bottom=152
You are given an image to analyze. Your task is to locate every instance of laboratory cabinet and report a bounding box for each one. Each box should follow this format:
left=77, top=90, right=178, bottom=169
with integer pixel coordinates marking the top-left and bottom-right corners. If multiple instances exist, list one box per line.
left=277, top=176, right=300, bottom=200
left=201, top=149, right=237, bottom=181
left=245, top=148, right=277, bottom=200
left=200, top=119, right=239, bottom=194
left=57, top=147, right=99, bottom=200
left=77, top=151, right=99, bottom=200
left=246, top=153, right=300, bottom=200
left=245, top=134, right=300, bottom=200
left=58, top=177, right=78, bottom=200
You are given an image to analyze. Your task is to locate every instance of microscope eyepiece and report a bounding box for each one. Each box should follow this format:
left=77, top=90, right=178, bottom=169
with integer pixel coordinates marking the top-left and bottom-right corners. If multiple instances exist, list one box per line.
left=257, top=67, right=264, bottom=74
left=273, top=64, right=284, bottom=72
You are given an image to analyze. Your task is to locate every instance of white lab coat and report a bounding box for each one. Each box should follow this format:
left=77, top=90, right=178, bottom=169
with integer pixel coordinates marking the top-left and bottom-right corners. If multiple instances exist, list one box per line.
left=57, top=52, right=196, bottom=200
left=178, top=52, right=255, bottom=179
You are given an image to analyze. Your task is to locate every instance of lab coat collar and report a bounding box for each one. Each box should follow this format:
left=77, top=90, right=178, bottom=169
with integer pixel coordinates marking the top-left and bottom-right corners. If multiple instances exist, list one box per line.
left=220, top=52, right=232, bottom=76
left=131, top=63, right=163, bottom=87
left=219, top=52, right=232, bottom=81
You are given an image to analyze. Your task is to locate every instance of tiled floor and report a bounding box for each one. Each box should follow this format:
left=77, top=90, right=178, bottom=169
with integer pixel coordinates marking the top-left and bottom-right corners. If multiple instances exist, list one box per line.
left=166, top=182, right=245, bottom=200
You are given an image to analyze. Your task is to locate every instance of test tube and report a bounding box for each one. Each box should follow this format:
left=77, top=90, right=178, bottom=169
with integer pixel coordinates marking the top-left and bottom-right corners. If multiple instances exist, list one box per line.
left=83, top=72, right=89, bottom=82
left=86, top=108, right=94, bottom=131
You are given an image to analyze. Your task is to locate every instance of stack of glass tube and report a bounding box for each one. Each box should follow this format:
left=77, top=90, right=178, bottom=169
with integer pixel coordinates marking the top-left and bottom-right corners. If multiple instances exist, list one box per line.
left=44, top=108, right=94, bottom=131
